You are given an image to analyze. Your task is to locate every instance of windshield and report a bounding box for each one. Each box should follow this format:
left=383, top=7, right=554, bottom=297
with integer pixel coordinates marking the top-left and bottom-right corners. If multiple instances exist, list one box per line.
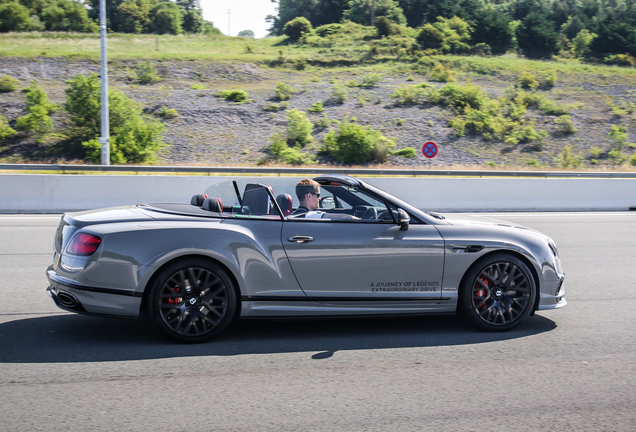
left=199, top=177, right=419, bottom=223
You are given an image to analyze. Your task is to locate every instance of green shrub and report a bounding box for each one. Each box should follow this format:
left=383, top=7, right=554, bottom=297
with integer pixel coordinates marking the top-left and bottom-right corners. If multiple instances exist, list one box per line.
left=14, top=82, right=57, bottom=141
left=190, top=83, right=207, bottom=90
left=396, top=118, right=404, bottom=126
left=0, top=115, right=16, bottom=140
left=65, top=73, right=166, bottom=164
left=269, top=132, right=316, bottom=165
left=308, top=101, right=324, bottom=113
left=263, top=102, right=287, bottom=112
left=285, top=109, right=313, bottom=145
left=608, top=149, right=628, bottom=164
left=137, top=61, right=162, bottom=84
left=519, top=71, right=539, bottom=90
left=360, top=73, right=382, bottom=88
left=331, top=84, right=349, bottom=104
left=630, top=154, right=636, bottom=166
left=609, top=125, right=629, bottom=150
left=322, top=121, right=395, bottom=164
left=555, top=115, right=577, bottom=134
left=314, top=113, right=333, bottom=128
left=157, top=106, right=179, bottom=119
left=603, top=54, right=636, bottom=67
left=439, top=84, right=486, bottom=112
left=216, top=89, right=248, bottom=102
left=555, top=145, right=583, bottom=168
left=542, top=70, right=558, bottom=87
left=392, top=85, right=424, bottom=105
left=394, top=147, right=416, bottom=158
left=82, top=114, right=165, bottom=164
left=275, top=82, right=294, bottom=101
left=23, top=83, right=57, bottom=113
left=430, top=63, right=455, bottom=82
left=375, top=16, right=400, bottom=37
left=283, top=17, right=313, bottom=41
left=590, top=147, right=604, bottom=158
left=539, top=99, right=568, bottom=115
left=0, top=75, right=19, bottom=93
left=504, top=122, right=548, bottom=145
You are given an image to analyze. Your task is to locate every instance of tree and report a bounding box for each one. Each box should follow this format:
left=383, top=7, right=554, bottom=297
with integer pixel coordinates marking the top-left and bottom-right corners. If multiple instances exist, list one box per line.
left=40, top=0, right=98, bottom=33
left=238, top=29, right=254, bottom=38
left=343, top=0, right=407, bottom=26
left=0, top=2, right=32, bottom=32
left=592, top=16, right=636, bottom=56
left=283, top=16, right=312, bottom=40
left=65, top=73, right=166, bottom=164
left=177, top=0, right=204, bottom=33
left=417, top=16, right=472, bottom=53
left=517, top=12, right=560, bottom=58
left=470, top=8, right=514, bottom=54
left=572, top=29, right=597, bottom=58
left=375, top=16, right=400, bottom=37
left=268, top=0, right=348, bottom=35
left=417, top=23, right=445, bottom=49
left=148, top=1, right=183, bottom=35
left=14, top=82, right=57, bottom=141
left=116, top=0, right=154, bottom=33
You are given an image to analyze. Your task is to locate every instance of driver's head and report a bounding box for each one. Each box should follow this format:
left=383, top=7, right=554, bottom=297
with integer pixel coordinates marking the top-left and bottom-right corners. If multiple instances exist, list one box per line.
left=295, top=178, right=321, bottom=210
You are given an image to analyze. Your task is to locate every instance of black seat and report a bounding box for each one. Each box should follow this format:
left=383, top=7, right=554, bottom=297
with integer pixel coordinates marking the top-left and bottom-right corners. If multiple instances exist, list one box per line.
left=201, top=197, right=223, bottom=213
left=275, top=193, right=293, bottom=216
left=242, top=184, right=271, bottom=215
left=191, top=194, right=207, bottom=206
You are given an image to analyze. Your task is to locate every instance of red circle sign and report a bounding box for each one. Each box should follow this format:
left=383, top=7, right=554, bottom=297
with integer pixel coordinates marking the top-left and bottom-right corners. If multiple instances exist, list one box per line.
left=422, top=141, right=438, bottom=158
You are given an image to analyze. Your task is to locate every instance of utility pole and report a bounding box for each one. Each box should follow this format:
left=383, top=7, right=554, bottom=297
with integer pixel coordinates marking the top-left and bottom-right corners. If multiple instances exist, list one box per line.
left=371, top=0, right=376, bottom=26
left=99, top=0, right=109, bottom=165
left=228, top=9, right=230, bottom=36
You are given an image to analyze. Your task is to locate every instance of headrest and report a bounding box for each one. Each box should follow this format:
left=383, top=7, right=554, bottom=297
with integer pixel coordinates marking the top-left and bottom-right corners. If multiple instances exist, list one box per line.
left=190, top=194, right=207, bottom=206
left=275, top=193, right=293, bottom=216
left=201, top=197, right=223, bottom=213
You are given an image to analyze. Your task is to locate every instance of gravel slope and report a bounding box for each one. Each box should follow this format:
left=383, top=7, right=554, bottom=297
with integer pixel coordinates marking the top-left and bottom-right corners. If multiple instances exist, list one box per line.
left=1, top=57, right=635, bottom=169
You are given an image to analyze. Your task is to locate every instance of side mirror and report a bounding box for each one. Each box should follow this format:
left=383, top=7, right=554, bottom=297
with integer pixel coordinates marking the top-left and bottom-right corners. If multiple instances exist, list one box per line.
left=320, top=196, right=335, bottom=209
left=397, top=209, right=410, bottom=231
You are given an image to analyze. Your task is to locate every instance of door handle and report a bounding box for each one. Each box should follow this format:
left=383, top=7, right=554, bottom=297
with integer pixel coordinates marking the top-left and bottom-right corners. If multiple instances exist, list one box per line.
left=287, top=235, right=314, bottom=244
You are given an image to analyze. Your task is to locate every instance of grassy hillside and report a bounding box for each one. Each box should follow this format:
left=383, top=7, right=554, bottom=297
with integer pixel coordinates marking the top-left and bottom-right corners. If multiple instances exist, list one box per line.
left=1, top=31, right=635, bottom=170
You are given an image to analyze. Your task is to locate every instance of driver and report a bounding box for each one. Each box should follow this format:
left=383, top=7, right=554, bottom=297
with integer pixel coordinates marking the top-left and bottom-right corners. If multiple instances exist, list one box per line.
left=291, top=179, right=325, bottom=218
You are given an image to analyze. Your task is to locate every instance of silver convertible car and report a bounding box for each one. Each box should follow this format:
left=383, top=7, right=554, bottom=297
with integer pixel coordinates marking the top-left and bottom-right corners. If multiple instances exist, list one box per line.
left=46, top=175, right=566, bottom=342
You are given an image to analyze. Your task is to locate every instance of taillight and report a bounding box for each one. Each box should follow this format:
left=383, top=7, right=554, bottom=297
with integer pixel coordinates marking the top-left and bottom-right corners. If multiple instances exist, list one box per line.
left=67, top=233, right=101, bottom=256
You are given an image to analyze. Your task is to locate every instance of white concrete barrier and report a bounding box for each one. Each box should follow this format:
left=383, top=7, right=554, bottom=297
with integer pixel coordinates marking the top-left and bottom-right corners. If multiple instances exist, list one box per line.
left=1, top=174, right=635, bottom=213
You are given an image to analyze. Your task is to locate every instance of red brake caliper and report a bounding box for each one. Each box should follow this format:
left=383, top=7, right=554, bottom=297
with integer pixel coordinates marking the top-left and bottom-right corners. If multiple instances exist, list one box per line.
left=475, top=275, right=488, bottom=310
left=168, top=286, right=181, bottom=304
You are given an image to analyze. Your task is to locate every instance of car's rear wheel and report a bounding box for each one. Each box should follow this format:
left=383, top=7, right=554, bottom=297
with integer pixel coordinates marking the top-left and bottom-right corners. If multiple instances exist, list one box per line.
left=148, top=259, right=237, bottom=343
left=459, top=253, right=536, bottom=331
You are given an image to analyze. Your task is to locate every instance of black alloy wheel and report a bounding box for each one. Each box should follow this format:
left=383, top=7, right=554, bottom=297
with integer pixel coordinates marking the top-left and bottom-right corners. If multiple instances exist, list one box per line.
left=459, top=253, right=536, bottom=331
left=149, top=259, right=237, bottom=342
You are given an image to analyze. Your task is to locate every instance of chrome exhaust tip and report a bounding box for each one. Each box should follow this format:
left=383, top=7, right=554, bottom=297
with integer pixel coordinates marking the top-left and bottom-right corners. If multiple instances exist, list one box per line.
left=57, top=291, right=78, bottom=308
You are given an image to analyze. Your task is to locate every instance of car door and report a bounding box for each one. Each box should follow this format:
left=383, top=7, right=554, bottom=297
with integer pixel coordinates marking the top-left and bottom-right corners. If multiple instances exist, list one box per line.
left=281, top=218, right=445, bottom=301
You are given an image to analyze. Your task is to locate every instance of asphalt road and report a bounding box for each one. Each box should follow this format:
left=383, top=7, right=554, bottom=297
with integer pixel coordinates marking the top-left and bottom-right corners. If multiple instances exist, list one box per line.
left=1, top=212, right=635, bottom=431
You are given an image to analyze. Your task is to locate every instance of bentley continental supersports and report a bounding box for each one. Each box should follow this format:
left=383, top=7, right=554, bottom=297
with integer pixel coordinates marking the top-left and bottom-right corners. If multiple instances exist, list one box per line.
left=47, top=175, right=566, bottom=342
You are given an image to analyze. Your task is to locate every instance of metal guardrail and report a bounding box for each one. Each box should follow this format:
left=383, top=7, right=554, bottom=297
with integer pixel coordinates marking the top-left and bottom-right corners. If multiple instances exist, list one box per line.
left=1, top=163, right=636, bottom=178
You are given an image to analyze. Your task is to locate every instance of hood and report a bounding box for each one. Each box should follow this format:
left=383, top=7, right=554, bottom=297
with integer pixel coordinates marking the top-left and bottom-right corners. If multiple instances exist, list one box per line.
left=441, top=214, right=553, bottom=242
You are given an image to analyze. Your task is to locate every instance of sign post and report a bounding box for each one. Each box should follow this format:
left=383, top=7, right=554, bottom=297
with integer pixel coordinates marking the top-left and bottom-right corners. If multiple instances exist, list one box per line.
left=99, top=0, right=109, bottom=165
left=421, top=141, right=438, bottom=169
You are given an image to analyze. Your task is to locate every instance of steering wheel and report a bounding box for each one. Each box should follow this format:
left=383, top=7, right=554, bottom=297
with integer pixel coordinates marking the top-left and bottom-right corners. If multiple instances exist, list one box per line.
left=353, top=205, right=377, bottom=220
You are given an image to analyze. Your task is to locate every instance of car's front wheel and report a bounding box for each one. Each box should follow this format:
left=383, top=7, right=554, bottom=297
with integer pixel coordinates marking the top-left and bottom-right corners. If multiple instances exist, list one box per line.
left=459, top=253, right=536, bottom=331
left=148, top=259, right=237, bottom=343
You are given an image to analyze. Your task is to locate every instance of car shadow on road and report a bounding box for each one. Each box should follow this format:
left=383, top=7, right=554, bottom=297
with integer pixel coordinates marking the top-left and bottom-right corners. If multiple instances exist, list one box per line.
left=0, top=312, right=557, bottom=363
left=0, top=314, right=556, bottom=363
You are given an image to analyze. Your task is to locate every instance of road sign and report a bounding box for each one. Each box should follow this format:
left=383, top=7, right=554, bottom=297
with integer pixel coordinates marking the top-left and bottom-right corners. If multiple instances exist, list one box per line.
left=422, top=141, right=438, bottom=158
